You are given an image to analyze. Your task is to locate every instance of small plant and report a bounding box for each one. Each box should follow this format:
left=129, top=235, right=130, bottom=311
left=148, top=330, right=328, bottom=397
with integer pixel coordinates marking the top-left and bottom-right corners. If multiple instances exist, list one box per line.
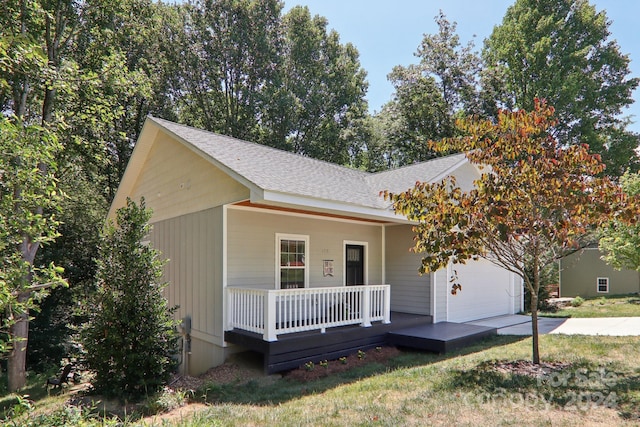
left=571, top=296, right=585, bottom=307
left=7, top=394, right=33, bottom=419
left=304, top=361, right=315, bottom=371
left=375, top=346, right=382, bottom=352
left=319, top=360, right=329, bottom=369
left=357, top=350, right=366, bottom=360
left=143, top=387, right=190, bottom=415
left=599, top=296, right=607, bottom=305
left=339, top=357, right=347, bottom=365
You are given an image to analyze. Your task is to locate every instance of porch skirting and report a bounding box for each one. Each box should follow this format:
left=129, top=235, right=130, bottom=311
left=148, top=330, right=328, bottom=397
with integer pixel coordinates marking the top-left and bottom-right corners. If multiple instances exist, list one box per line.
left=224, top=312, right=431, bottom=374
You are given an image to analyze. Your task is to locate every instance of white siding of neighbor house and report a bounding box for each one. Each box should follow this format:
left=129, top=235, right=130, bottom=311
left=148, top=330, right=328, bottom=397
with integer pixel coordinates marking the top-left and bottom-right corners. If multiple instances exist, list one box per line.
left=385, top=224, right=430, bottom=315
left=126, top=131, right=249, bottom=223
left=226, top=207, right=383, bottom=289
left=149, top=207, right=229, bottom=375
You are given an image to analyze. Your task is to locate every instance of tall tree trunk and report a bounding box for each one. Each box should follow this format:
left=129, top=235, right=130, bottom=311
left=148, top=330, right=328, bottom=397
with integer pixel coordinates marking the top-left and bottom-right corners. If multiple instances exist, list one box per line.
left=530, top=291, right=540, bottom=364
left=7, top=294, right=29, bottom=391
left=530, top=239, right=541, bottom=364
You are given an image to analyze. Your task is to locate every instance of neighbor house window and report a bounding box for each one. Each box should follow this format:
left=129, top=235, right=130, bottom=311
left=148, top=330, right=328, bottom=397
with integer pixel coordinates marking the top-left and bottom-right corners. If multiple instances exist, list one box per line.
left=597, top=277, right=609, bottom=293
left=276, top=234, right=309, bottom=289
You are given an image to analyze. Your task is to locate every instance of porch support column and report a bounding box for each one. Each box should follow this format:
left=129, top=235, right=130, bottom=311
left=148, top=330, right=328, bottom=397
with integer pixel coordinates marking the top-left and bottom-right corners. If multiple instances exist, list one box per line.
left=383, top=285, right=391, bottom=324
left=361, top=286, right=372, bottom=327
left=264, top=290, right=277, bottom=341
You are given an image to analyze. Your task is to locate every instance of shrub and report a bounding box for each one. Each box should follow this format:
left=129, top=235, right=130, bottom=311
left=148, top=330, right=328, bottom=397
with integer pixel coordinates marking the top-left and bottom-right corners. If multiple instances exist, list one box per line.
left=81, top=198, right=178, bottom=399
left=571, top=296, right=585, bottom=307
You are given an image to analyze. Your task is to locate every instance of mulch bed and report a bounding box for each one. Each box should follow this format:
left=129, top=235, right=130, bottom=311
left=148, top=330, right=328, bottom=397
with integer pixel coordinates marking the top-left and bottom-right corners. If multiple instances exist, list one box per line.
left=486, top=360, right=572, bottom=377
left=285, top=346, right=402, bottom=382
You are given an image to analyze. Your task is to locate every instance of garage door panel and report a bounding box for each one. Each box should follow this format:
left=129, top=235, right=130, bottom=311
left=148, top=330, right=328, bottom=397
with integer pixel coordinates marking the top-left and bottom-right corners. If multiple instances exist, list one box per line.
left=447, top=259, right=513, bottom=322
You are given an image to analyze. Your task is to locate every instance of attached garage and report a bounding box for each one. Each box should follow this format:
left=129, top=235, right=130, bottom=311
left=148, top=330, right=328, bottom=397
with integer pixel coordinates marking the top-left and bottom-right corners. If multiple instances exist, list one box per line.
left=446, top=258, right=521, bottom=322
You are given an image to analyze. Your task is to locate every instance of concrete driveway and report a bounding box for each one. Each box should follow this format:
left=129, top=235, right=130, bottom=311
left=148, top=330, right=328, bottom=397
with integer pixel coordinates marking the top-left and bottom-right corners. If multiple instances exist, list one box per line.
left=467, top=314, right=640, bottom=336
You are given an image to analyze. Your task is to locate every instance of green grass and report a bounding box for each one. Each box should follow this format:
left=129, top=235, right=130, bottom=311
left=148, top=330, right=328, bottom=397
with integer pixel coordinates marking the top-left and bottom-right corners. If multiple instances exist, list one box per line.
left=6, top=334, right=640, bottom=426
left=541, top=294, right=640, bottom=318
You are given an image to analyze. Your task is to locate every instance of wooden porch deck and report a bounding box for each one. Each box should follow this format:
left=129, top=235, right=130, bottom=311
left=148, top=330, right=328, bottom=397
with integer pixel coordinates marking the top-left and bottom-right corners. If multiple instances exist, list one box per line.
left=224, top=312, right=497, bottom=374
left=387, top=322, right=497, bottom=353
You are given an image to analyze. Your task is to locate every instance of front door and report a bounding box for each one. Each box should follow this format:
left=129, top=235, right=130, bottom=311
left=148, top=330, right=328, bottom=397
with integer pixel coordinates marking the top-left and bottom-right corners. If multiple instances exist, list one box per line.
left=346, top=244, right=364, bottom=286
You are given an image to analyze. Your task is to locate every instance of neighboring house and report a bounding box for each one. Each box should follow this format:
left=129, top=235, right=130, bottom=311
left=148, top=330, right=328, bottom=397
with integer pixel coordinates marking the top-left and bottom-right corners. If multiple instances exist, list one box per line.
left=108, top=117, right=523, bottom=375
left=559, top=247, right=640, bottom=298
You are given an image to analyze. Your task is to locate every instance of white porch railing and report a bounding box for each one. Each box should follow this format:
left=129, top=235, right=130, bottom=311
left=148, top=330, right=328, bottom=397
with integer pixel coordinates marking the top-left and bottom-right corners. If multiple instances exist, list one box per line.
left=227, top=285, right=391, bottom=341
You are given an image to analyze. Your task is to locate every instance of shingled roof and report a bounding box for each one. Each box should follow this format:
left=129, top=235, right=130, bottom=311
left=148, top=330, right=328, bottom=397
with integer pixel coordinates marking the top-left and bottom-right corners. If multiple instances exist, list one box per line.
left=150, top=117, right=467, bottom=211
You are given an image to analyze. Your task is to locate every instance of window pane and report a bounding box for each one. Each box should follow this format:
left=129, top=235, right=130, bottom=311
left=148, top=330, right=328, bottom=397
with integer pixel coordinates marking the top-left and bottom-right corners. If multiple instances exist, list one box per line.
left=279, top=237, right=306, bottom=288
left=281, top=268, right=304, bottom=289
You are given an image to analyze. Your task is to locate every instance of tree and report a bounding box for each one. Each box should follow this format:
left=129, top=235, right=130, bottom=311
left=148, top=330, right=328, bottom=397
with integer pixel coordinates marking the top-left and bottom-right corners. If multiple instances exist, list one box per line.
left=174, top=0, right=281, bottom=142
left=173, top=1, right=369, bottom=165
left=82, top=198, right=178, bottom=399
left=600, top=172, right=640, bottom=283
left=0, top=118, right=66, bottom=390
left=383, top=101, right=637, bottom=363
left=261, top=5, right=369, bottom=164
left=483, top=0, right=639, bottom=176
left=377, top=12, right=481, bottom=167
left=0, top=0, right=80, bottom=390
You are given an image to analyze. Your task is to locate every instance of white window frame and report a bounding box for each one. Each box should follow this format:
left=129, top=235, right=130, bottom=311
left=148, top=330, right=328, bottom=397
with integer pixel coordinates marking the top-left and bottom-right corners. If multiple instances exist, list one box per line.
left=275, top=233, right=309, bottom=289
left=596, top=277, right=609, bottom=293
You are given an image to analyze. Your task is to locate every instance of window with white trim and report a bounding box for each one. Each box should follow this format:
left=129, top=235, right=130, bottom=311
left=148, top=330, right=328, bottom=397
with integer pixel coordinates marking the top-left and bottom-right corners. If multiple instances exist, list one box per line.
left=276, top=234, right=309, bottom=289
left=597, top=277, right=609, bottom=293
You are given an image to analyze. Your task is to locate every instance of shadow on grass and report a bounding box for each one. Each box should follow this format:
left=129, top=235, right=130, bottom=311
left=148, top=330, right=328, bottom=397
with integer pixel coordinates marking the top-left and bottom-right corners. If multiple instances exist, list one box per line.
left=437, top=357, right=640, bottom=421
left=0, top=371, right=63, bottom=419
left=196, top=334, right=527, bottom=407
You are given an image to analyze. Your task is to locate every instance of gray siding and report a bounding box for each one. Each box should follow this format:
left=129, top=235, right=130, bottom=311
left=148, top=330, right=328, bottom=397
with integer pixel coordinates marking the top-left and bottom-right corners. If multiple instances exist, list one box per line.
left=149, top=207, right=225, bottom=375
left=560, top=248, right=640, bottom=297
left=227, top=208, right=383, bottom=288
left=385, top=225, right=430, bottom=315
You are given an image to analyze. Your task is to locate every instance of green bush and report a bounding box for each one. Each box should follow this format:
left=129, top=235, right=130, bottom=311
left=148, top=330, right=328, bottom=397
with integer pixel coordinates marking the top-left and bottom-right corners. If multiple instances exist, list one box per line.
left=571, top=296, right=585, bottom=307
left=81, top=198, right=178, bottom=399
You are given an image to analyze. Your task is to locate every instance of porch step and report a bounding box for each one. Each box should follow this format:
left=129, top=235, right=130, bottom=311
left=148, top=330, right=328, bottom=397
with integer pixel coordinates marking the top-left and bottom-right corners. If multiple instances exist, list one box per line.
left=387, top=322, right=497, bottom=353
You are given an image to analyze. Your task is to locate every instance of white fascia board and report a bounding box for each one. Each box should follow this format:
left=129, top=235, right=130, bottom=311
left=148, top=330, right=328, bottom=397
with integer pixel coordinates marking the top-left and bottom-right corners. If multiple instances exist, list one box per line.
left=430, top=155, right=470, bottom=183
left=254, top=190, right=411, bottom=224
left=107, top=119, right=160, bottom=220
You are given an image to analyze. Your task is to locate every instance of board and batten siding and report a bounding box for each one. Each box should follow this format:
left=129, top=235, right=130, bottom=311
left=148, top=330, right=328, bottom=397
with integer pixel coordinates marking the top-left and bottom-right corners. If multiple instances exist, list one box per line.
left=385, top=224, right=430, bottom=315
left=126, top=131, right=249, bottom=223
left=226, top=207, right=383, bottom=288
left=149, top=206, right=226, bottom=375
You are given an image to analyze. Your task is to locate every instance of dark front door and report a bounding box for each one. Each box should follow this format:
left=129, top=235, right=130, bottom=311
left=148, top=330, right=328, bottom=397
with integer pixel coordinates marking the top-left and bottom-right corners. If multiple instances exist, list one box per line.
left=346, top=244, right=364, bottom=286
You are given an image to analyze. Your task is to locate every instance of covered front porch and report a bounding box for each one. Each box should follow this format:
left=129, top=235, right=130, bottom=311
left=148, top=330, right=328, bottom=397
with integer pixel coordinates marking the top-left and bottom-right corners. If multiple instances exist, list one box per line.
left=224, top=285, right=498, bottom=373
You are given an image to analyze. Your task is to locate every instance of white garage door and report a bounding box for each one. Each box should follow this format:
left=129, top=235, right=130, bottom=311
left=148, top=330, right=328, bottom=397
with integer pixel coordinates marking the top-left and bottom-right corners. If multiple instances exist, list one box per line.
left=447, top=258, right=515, bottom=322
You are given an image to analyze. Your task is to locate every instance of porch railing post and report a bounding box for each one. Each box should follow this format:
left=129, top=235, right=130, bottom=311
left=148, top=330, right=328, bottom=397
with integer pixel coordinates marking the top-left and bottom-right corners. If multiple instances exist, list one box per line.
left=227, top=289, right=234, bottom=330
left=264, top=290, right=277, bottom=341
left=383, top=284, right=391, bottom=324
left=361, top=286, right=371, bottom=327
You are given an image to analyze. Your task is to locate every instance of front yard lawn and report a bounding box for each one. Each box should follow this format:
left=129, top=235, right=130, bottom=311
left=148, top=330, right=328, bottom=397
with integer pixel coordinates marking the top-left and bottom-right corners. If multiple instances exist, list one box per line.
left=541, top=294, right=640, bottom=318
left=5, top=334, right=640, bottom=426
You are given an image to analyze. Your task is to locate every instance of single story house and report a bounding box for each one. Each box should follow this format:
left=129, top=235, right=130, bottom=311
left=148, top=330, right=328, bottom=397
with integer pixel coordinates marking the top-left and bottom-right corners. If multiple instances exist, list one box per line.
left=108, top=117, right=523, bottom=375
left=559, top=247, right=640, bottom=298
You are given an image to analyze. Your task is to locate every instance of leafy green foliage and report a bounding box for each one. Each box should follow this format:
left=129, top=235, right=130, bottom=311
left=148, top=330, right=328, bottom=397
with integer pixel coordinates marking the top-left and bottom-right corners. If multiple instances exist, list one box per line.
left=384, top=101, right=639, bottom=363
left=483, top=0, right=639, bottom=176
left=375, top=12, right=481, bottom=166
left=28, top=173, right=107, bottom=372
left=173, top=1, right=369, bottom=166
left=81, top=199, right=178, bottom=399
left=0, top=118, right=66, bottom=358
left=600, top=172, right=640, bottom=272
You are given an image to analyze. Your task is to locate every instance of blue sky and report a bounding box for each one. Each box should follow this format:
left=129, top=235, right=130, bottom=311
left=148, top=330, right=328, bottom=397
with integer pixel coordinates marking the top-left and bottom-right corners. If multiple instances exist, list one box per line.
left=283, top=0, right=640, bottom=133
